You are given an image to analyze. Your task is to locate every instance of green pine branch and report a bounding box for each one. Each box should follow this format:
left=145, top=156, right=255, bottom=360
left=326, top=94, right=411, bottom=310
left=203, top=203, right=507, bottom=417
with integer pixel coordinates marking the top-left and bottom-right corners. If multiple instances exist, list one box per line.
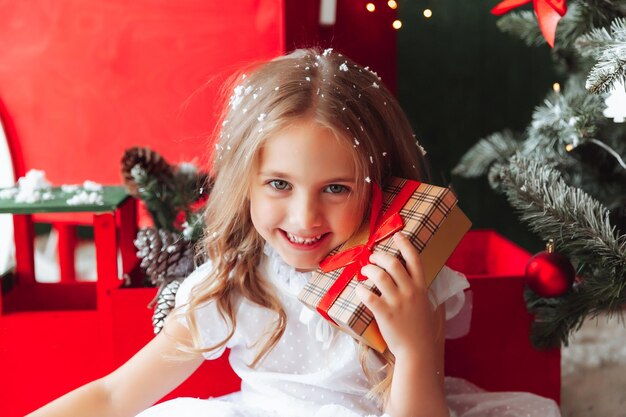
left=523, top=86, right=606, bottom=160
left=452, top=130, right=522, bottom=178
left=496, top=155, right=626, bottom=347
left=577, top=17, right=626, bottom=93
left=497, top=11, right=545, bottom=47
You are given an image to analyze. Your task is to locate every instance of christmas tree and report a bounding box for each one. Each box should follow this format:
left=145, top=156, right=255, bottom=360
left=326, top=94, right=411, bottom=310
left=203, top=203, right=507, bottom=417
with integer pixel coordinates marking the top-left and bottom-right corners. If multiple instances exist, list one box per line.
left=454, top=0, right=626, bottom=348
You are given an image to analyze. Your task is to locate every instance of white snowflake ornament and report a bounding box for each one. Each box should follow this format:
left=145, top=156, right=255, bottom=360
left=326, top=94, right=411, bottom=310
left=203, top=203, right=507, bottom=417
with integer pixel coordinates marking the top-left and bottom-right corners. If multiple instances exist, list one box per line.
left=603, top=81, right=626, bottom=123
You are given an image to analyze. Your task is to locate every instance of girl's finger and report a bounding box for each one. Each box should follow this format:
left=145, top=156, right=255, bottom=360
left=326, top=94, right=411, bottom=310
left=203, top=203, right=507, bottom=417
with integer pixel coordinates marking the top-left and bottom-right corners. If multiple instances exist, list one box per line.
left=393, top=232, right=426, bottom=290
left=360, top=263, right=398, bottom=300
left=354, top=282, right=383, bottom=316
left=367, top=249, right=413, bottom=290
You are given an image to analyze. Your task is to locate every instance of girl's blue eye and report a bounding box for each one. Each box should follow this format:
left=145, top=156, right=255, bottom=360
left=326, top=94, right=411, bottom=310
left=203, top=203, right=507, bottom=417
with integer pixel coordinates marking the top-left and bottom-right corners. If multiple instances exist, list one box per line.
left=325, top=184, right=349, bottom=194
left=269, top=180, right=290, bottom=190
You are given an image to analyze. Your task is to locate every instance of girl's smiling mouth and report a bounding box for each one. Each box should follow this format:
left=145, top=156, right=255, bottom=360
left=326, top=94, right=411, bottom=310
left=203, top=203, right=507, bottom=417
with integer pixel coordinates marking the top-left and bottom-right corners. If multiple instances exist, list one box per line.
left=280, top=230, right=330, bottom=249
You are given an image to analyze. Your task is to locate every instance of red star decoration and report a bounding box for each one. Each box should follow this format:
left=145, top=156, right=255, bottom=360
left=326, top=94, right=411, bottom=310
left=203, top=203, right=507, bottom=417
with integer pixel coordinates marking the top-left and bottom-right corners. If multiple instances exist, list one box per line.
left=492, top=0, right=568, bottom=47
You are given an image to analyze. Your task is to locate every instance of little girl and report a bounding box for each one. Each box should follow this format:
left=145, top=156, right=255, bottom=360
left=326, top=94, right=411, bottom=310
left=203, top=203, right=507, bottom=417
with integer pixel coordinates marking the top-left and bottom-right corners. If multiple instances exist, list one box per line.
left=28, top=48, right=560, bottom=417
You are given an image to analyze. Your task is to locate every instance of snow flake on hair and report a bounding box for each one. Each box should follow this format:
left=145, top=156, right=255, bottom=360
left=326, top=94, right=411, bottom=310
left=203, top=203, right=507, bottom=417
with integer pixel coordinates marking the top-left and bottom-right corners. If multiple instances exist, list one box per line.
left=339, top=62, right=349, bottom=72
left=322, top=48, right=333, bottom=57
left=229, top=84, right=254, bottom=110
left=416, top=141, right=427, bottom=156
left=365, top=176, right=371, bottom=183
left=305, top=76, right=311, bottom=82
left=257, top=113, right=266, bottom=122
left=354, top=138, right=360, bottom=146
left=364, top=66, right=382, bottom=81
left=372, top=82, right=380, bottom=89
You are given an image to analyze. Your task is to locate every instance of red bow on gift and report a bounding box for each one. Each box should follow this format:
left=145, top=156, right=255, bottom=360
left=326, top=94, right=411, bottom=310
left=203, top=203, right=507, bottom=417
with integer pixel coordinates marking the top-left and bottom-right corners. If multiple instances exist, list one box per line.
left=315, top=179, right=420, bottom=324
left=491, top=0, right=567, bottom=48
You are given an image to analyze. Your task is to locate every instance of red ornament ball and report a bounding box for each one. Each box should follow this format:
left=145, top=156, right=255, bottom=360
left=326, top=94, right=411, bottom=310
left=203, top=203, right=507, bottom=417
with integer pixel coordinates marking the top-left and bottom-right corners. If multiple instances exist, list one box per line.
left=525, top=250, right=575, bottom=298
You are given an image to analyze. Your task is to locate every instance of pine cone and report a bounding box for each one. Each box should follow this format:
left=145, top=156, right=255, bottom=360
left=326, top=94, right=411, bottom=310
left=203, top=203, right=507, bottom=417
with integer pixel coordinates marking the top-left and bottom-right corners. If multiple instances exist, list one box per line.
left=134, top=228, right=194, bottom=287
left=152, top=279, right=183, bottom=334
left=121, top=147, right=174, bottom=197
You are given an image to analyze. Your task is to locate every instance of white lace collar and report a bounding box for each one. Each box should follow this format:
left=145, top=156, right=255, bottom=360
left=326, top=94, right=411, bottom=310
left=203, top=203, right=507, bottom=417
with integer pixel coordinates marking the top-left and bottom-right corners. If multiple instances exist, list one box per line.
left=262, top=242, right=312, bottom=297
left=262, top=242, right=337, bottom=349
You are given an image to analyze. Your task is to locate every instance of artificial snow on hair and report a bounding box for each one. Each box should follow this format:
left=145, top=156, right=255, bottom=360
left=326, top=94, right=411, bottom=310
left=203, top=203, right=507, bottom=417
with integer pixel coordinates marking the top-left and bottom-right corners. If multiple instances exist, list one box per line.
left=229, top=84, right=254, bottom=110
left=372, top=82, right=380, bottom=89
left=339, top=63, right=349, bottom=72
left=364, top=66, right=382, bottom=80
left=257, top=113, right=267, bottom=122
left=417, top=143, right=427, bottom=156
left=365, top=177, right=371, bottom=183
left=229, top=85, right=245, bottom=110
left=305, top=76, right=311, bottom=82
left=322, top=48, right=333, bottom=57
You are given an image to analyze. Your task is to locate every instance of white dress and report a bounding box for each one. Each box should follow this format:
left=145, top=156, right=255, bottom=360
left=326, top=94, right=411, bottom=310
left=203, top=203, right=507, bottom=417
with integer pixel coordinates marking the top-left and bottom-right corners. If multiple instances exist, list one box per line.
left=136, top=244, right=560, bottom=417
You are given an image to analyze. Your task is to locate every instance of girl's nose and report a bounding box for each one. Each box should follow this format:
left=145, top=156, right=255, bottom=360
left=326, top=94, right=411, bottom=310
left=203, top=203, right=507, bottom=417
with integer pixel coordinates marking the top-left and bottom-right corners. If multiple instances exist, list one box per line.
left=290, top=193, right=322, bottom=230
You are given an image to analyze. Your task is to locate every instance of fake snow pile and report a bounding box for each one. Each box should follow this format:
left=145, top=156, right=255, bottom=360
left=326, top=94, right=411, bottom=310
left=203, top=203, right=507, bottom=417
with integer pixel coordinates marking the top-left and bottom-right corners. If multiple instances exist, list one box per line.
left=560, top=312, right=626, bottom=417
left=0, top=169, right=104, bottom=205
left=561, top=313, right=626, bottom=375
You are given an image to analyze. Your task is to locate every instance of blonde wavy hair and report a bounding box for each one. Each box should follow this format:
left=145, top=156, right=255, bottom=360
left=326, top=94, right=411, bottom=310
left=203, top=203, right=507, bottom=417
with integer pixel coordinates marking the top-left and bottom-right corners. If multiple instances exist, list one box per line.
left=182, top=47, right=430, bottom=408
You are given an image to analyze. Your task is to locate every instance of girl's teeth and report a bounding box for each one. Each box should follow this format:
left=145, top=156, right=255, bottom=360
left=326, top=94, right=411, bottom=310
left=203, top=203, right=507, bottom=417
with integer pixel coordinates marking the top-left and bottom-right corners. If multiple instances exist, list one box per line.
left=287, top=232, right=322, bottom=244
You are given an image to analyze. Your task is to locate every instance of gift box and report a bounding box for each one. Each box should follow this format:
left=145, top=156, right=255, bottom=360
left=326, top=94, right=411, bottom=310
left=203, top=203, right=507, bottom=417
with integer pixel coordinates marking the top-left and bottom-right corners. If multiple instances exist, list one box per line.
left=297, top=177, right=472, bottom=353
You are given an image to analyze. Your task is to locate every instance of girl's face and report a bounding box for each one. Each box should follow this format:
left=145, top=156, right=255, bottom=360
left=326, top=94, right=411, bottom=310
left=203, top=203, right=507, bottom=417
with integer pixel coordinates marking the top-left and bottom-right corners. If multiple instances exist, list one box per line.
left=249, top=118, right=364, bottom=272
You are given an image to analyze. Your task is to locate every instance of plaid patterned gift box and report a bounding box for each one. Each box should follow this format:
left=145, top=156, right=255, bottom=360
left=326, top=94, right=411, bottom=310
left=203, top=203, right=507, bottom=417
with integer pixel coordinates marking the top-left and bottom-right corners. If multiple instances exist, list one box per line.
left=297, top=177, right=471, bottom=353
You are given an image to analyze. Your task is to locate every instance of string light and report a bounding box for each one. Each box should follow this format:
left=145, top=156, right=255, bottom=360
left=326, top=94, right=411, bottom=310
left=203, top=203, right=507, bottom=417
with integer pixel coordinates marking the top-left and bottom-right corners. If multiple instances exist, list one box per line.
left=565, top=144, right=574, bottom=152
left=392, top=19, right=402, bottom=29
left=366, top=2, right=375, bottom=12
left=553, top=82, right=561, bottom=93
left=423, top=9, right=433, bottom=18
left=388, top=0, right=398, bottom=9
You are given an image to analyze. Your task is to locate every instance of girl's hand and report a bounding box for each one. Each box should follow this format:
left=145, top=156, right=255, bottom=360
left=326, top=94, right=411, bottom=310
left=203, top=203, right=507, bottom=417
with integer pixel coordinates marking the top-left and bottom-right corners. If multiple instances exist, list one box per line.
left=355, top=232, right=437, bottom=360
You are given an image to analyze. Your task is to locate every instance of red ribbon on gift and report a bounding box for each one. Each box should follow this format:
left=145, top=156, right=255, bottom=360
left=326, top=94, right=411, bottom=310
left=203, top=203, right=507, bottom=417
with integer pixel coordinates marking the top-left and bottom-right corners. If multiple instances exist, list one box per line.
left=491, top=0, right=567, bottom=48
left=315, top=179, right=420, bottom=325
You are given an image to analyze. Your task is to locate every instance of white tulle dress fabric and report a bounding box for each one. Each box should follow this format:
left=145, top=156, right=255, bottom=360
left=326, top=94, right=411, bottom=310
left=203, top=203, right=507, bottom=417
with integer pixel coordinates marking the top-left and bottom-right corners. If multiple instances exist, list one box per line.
left=136, top=244, right=560, bottom=417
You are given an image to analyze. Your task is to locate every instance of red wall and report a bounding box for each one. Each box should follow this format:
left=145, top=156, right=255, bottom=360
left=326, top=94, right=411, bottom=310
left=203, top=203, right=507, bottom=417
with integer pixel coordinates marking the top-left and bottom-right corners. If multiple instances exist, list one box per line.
left=0, top=0, right=285, bottom=184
